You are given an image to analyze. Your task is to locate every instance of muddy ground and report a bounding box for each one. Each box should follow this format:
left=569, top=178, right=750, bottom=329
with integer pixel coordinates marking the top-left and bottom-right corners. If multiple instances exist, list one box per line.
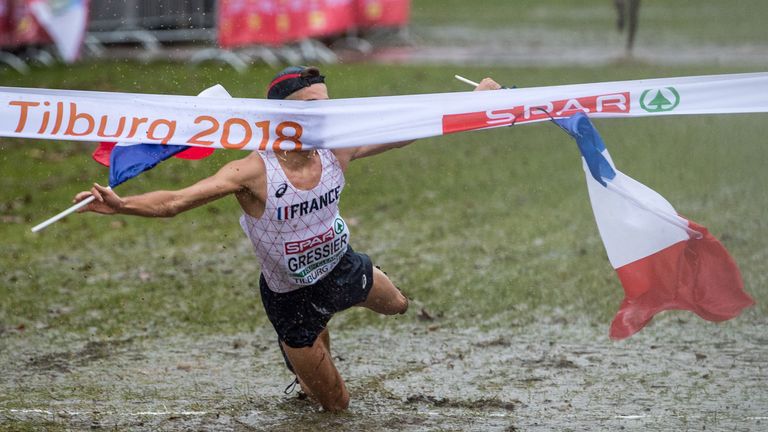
left=2, top=314, right=766, bottom=431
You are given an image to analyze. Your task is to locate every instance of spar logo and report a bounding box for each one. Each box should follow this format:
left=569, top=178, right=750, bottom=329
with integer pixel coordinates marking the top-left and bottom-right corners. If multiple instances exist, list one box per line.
left=285, top=228, right=335, bottom=254
left=640, top=87, right=680, bottom=113
left=442, top=92, right=630, bottom=134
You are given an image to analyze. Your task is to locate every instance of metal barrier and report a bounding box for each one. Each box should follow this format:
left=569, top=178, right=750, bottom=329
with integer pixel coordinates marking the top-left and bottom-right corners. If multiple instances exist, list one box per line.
left=86, top=0, right=341, bottom=70
left=87, top=0, right=215, bottom=54
left=88, top=0, right=215, bottom=33
left=0, top=1, right=410, bottom=73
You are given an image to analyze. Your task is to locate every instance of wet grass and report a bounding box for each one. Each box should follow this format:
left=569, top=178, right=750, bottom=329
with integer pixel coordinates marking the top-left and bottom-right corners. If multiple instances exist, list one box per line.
left=411, top=0, right=768, bottom=46
left=1, top=61, right=767, bottom=340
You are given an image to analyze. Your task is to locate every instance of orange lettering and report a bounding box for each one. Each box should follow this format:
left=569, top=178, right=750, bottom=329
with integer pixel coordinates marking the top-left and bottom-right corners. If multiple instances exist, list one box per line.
left=97, top=116, right=126, bottom=138
left=37, top=109, right=50, bottom=134
left=146, top=119, right=176, bottom=144
left=9, top=100, right=40, bottom=133
left=51, top=102, right=64, bottom=134
left=126, top=117, right=148, bottom=139
left=274, top=121, right=303, bottom=151
left=255, top=120, right=270, bottom=150
left=64, top=103, right=95, bottom=137
left=221, top=118, right=252, bottom=149
left=188, top=116, right=219, bottom=146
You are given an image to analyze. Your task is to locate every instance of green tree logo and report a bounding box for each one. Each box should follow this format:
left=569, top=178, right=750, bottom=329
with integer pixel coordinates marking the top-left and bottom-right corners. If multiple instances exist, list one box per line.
left=334, top=218, right=345, bottom=234
left=640, top=87, right=681, bottom=112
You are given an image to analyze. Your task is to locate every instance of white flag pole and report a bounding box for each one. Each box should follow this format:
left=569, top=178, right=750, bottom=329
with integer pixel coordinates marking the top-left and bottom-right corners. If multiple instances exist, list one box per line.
left=455, top=74, right=514, bottom=90
left=31, top=187, right=111, bottom=233
left=31, top=195, right=94, bottom=233
left=454, top=75, right=480, bottom=87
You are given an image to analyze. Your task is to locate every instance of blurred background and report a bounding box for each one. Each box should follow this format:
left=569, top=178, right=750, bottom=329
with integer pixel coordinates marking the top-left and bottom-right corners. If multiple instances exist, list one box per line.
left=1, top=0, right=767, bottom=73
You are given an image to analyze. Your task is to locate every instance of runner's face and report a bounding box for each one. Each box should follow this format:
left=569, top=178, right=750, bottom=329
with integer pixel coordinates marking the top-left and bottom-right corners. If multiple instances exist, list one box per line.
left=286, top=83, right=329, bottom=101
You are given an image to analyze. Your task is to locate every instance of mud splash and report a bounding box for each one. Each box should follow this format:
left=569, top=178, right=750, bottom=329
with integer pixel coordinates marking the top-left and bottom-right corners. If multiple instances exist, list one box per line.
left=1, top=316, right=766, bottom=431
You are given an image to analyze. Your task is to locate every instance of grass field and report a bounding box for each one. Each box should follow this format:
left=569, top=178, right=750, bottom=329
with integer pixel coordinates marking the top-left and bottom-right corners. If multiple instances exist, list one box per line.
left=2, top=1, right=768, bottom=430
left=412, top=0, right=768, bottom=46
left=2, top=62, right=766, bottom=335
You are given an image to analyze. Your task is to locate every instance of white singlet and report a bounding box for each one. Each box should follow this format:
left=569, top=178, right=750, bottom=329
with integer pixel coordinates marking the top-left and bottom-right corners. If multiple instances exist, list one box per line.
left=239, top=149, right=350, bottom=293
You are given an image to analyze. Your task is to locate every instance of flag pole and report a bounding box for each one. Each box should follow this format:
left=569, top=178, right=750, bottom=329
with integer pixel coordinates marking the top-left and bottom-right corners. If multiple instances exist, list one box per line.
left=454, top=75, right=480, bottom=87
left=454, top=74, right=515, bottom=89
left=31, top=186, right=111, bottom=233
left=31, top=196, right=95, bottom=233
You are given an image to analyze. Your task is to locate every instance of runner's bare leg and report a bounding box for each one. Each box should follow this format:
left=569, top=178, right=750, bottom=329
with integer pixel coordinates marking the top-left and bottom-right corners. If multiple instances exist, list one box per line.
left=282, top=330, right=349, bottom=412
left=284, top=269, right=406, bottom=411
left=294, top=329, right=332, bottom=399
left=357, top=267, right=409, bottom=315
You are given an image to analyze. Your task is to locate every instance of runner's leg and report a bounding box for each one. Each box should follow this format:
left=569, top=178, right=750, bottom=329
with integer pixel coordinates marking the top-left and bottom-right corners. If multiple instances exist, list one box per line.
left=281, top=330, right=349, bottom=412
left=294, top=328, right=332, bottom=398
left=357, top=267, right=408, bottom=315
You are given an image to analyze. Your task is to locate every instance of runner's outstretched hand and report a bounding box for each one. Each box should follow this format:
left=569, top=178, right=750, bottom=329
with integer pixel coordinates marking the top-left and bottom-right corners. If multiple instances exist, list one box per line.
left=474, top=78, right=502, bottom=91
left=74, top=183, right=124, bottom=214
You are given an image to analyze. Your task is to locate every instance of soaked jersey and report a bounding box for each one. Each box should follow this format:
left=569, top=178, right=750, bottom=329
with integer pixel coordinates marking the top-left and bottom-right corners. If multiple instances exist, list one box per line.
left=240, top=149, right=350, bottom=293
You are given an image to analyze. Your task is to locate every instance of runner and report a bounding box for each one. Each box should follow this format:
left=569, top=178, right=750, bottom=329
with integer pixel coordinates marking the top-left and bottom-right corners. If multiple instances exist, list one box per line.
left=73, top=66, right=501, bottom=411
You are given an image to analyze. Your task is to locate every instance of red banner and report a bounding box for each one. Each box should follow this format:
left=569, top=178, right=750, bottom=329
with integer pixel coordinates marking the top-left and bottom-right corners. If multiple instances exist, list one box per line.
left=0, top=0, right=49, bottom=48
left=303, top=0, right=356, bottom=39
left=13, top=0, right=48, bottom=45
left=219, top=0, right=284, bottom=48
left=356, top=0, right=410, bottom=28
left=0, top=0, right=12, bottom=47
left=218, top=0, right=409, bottom=48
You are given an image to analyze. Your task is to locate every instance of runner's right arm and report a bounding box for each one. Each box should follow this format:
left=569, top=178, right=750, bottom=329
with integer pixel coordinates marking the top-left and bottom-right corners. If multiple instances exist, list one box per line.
left=73, top=157, right=263, bottom=217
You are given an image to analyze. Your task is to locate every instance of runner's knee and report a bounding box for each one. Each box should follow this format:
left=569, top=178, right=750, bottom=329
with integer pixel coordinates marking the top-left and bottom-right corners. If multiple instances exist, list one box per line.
left=369, top=267, right=409, bottom=315
left=394, top=289, right=409, bottom=314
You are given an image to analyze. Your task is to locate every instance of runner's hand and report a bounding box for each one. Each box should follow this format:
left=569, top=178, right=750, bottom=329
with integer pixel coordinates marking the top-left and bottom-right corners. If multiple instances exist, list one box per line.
left=474, top=78, right=502, bottom=91
left=74, top=183, right=124, bottom=214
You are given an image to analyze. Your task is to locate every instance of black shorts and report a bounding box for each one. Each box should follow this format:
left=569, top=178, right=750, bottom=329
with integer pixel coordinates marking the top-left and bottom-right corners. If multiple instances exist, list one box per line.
left=259, top=246, right=374, bottom=349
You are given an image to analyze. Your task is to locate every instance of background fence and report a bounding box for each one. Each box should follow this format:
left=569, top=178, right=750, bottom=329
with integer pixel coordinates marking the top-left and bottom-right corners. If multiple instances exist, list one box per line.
left=0, top=0, right=411, bottom=72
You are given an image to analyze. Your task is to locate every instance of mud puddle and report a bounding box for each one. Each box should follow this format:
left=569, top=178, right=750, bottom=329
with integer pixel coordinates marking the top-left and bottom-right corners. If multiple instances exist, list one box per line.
left=1, top=316, right=766, bottom=431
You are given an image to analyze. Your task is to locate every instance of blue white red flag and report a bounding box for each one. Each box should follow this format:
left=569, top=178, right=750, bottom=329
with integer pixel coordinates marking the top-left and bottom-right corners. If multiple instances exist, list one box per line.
left=554, top=112, right=754, bottom=339
left=29, top=0, right=89, bottom=63
left=92, top=85, right=229, bottom=187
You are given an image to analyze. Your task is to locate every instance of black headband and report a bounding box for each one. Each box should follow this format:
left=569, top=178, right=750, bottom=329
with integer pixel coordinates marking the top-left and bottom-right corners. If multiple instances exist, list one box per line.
left=267, top=66, right=325, bottom=100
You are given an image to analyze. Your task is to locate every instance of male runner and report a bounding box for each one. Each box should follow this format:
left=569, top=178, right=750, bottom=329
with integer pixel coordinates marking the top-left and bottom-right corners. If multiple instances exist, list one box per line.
left=74, top=66, right=501, bottom=411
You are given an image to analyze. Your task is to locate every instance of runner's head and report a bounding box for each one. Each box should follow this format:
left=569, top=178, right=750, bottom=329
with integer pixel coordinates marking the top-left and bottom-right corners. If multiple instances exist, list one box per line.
left=267, top=66, right=327, bottom=101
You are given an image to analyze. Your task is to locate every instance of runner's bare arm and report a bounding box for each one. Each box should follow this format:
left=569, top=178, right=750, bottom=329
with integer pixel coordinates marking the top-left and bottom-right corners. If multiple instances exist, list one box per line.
left=333, top=78, right=502, bottom=168
left=73, top=158, right=263, bottom=217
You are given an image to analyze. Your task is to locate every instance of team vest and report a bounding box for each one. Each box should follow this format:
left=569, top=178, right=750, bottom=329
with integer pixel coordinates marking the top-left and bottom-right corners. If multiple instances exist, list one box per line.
left=240, top=149, right=350, bottom=293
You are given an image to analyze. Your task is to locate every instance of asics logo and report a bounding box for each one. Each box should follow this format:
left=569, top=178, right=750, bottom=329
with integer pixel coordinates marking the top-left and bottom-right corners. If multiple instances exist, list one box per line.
left=275, top=183, right=288, bottom=198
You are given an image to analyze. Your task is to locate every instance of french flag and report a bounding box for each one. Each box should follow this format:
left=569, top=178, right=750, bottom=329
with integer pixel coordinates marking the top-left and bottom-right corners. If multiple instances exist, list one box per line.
left=555, top=113, right=754, bottom=339
left=92, top=85, right=229, bottom=187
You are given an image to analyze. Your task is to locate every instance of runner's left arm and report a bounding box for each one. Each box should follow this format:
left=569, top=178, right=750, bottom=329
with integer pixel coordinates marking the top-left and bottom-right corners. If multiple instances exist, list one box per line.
left=335, top=78, right=503, bottom=166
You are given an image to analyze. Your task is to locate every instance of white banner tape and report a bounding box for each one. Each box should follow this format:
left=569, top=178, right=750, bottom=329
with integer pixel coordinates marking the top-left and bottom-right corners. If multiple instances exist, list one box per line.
left=1, top=72, right=766, bottom=151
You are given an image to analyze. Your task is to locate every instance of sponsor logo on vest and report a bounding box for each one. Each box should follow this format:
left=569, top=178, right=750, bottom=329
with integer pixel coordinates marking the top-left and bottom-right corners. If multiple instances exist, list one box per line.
left=334, top=217, right=345, bottom=234
left=285, top=228, right=335, bottom=254
left=276, top=185, right=341, bottom=220
left=286, top=233, right=349, bottom=277
left=275, top=182, right=288, bottom=198
left=640, top=87, right=680, bottom=113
